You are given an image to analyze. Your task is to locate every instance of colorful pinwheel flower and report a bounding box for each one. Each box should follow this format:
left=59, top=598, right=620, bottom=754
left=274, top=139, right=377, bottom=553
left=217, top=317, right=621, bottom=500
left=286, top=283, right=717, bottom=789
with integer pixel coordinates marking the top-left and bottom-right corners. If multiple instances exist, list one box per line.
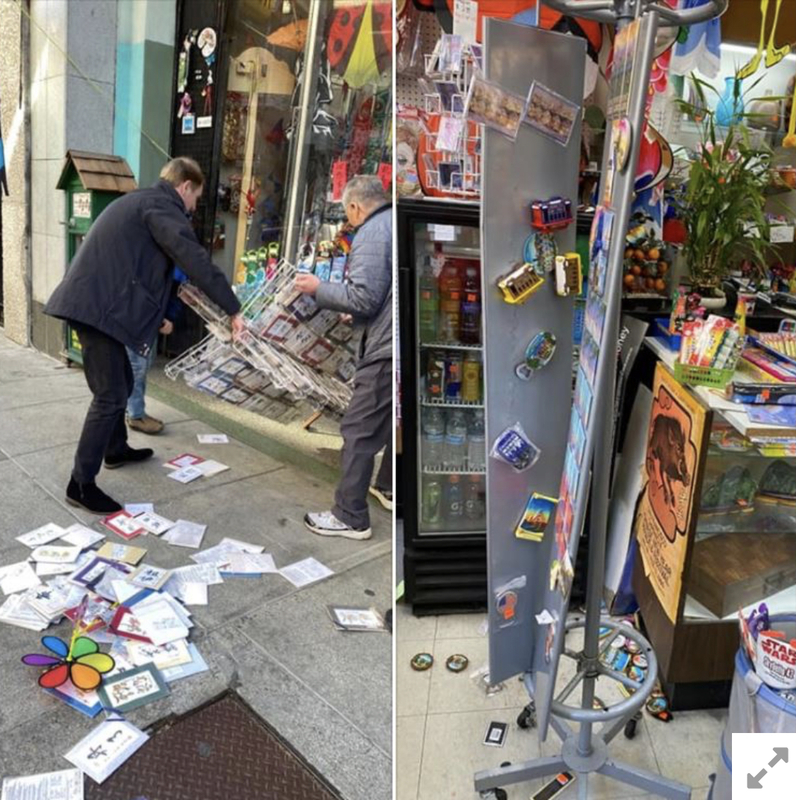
left=22, top=635, right=115, bottom=691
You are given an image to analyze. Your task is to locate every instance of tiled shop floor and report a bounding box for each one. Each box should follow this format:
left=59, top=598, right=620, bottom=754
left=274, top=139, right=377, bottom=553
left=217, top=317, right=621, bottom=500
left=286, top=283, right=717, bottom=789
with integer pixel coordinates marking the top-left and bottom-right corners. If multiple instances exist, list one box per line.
left=396, top=604, right=723, bottom=800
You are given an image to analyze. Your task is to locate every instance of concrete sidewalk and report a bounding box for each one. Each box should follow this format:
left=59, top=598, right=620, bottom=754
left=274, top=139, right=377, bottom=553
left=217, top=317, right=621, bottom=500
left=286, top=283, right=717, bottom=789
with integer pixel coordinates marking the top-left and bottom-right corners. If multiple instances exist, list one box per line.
left=0, top=331, right=392, bottom=800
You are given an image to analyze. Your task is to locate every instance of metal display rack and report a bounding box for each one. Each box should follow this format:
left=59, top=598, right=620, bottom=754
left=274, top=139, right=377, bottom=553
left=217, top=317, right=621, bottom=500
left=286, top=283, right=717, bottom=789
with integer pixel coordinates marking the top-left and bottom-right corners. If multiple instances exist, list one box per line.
left=475, top=2, right=728, bottom=799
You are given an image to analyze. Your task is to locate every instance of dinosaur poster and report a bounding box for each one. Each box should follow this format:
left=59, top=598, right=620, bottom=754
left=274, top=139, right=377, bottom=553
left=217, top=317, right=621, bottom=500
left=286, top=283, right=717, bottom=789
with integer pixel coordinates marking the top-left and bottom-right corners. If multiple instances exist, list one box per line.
left=635, top=363, right=708, bottom=622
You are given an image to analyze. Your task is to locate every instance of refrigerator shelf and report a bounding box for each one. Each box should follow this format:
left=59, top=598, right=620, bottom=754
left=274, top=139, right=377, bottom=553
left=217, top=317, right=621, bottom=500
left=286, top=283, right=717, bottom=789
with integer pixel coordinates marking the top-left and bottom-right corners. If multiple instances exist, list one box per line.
left=419, top=342, right=483, bottom=351
left=421, top=399, right=485, bottom=409
left=422, top=466, right=486, bottom=476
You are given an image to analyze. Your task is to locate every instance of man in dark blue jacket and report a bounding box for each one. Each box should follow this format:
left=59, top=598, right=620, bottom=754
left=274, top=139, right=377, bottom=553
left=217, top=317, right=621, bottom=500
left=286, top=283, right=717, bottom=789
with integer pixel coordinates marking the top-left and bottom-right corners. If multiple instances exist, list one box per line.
left=45, top=157, right=244, bottom=513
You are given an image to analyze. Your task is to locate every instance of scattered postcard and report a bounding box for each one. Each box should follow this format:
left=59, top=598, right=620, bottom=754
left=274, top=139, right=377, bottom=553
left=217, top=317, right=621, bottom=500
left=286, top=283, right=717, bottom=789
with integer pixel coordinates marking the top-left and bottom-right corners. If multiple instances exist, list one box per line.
left=166, top=453, right=205, bottom=469
left=128, top=564, right=171, bottom=591
left=133, top=512, right=175, bottom=536
left=327, top=606, right=388, bottom=632
left=110, top=580, right=139, bottom=605
left=279, top=557, right=334, bottom=588
left=197, top=434, right=229, bottom=444
left=135, top=600, right=190, bottom=646
left=16, top=523, right=66, bottom=548
left=100, top=511, right=146, bottom=541
left=163, top=520, right=207, bottom=549
left=108, top=607, right=152, bottom=643
left=31, top=545, right=82, bottom=564
left=483, top=721, right=508, bottom=747
left=0, top=593, right=49, bottom=631
left=96, top=542, right=146, bottom=566
left=190, top=543, right=240, bottom=568
left=36, top=562, right=78, bottom=577
left=180, top=582, right=208, bottom=605
left=124, top=503, right=154, bottom=516
left=64, top=719, right=149, bottom=784
left=70, top=557, right=131, bottom=593
left=194, top=459, right=230, bottom=478
left=0, top=768, right=83, bottom=800
left=28, top=581, right=81, bottom=620
left=106, top=639, right=137, bottom=677
left=218, top=537, right=264, bottom=554
left=64, top=593, right=113, bottom=633
left=167, top=465, right=204, bottom=484
left=98, top=663, right=171, bottom=714
left=45, top=683, right=102, bottom=718
left=0, top=561, right=41, bottom=595
left=60, top=524, right=105, bottom=550
left=161, top=643, right=209, bottom=683
left=168, top=563, right=224, bottom=587
left=127, top=639, right=192, bottom=671
left=221, top=552, right=277, bottom=576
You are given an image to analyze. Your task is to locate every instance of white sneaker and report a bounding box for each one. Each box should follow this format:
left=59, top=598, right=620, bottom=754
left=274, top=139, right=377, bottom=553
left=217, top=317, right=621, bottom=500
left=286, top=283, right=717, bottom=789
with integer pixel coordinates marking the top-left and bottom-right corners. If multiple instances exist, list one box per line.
left=303, top=511, right=372, bottom=541
left=369, top=486, right=393, bottom=511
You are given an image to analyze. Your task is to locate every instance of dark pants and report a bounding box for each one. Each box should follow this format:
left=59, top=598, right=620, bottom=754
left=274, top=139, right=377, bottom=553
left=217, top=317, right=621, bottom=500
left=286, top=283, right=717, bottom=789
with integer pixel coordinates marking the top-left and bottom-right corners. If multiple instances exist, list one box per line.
left=333, top=359, right=393, bottom=530
left=72, top=324, right=134, bottom=484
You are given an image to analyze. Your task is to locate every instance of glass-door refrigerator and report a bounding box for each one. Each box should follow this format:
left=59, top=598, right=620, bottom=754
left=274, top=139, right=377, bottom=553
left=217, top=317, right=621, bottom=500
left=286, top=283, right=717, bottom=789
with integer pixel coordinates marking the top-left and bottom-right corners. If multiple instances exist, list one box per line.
left=398, top=198, right=487, bottom=615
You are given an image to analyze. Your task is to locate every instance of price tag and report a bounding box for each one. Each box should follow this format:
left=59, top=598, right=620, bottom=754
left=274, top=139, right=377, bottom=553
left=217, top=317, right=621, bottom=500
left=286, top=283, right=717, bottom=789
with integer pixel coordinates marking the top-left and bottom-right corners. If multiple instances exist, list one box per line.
left=429, top=224, right=456, bottom=242
left=453, top=0, right=478, bottom=45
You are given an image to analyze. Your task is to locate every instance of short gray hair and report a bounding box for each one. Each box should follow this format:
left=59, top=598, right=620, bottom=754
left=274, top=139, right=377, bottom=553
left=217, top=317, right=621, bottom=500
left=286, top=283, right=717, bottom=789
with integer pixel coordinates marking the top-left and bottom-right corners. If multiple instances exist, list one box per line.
left=342, top=175, right=388, bottom=209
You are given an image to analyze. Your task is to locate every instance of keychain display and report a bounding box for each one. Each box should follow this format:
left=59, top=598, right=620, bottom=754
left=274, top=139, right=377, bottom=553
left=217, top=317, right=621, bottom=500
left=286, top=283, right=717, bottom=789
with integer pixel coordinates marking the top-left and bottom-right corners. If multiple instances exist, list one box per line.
left=515, top=332, right=556, bottom=380
left=554, top=253, right=582, bottom=297
left=529, top=196, right=573, bottom=232
left=490, top=423, right=541, bottom=472
left=497, top=263, right=544, bottom=305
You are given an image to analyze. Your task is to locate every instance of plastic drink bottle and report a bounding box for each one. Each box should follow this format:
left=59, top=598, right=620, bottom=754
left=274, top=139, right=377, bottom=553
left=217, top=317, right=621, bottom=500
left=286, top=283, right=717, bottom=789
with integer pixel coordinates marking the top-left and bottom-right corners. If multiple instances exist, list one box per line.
left=444, top=410, right=468, bottom=469
left=467, top=410, right=486, bottom=470
left=422, top=479, right=442, bottom=525
left=426, top=351, right=446, bottom=400
left=418, top=257, right=439, bottom=343
left=439, top=263, right=462, bottom=343
left=465, top=475, right=485, bottom=521
left=445, top=353, right=463, bottom=400
left=422, top=408, right=445, bottom=468
left=446, top=475, right=464, bottom=521
left=461, top=353, right=482, bottom=403
left=460, top=266, right=481, bottom=344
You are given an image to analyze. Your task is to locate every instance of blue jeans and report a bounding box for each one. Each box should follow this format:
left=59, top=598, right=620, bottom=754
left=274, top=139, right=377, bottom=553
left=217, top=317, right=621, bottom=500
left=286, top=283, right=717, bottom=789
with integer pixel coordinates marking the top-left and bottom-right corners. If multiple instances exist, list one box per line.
left=125, top=340, right=157, bottom=419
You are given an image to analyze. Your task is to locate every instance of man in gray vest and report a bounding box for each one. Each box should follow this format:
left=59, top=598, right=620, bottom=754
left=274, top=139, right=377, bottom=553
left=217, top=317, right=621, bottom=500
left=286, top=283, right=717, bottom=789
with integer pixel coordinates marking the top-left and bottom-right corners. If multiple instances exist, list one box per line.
left=295, top=176, right=392, bottom=540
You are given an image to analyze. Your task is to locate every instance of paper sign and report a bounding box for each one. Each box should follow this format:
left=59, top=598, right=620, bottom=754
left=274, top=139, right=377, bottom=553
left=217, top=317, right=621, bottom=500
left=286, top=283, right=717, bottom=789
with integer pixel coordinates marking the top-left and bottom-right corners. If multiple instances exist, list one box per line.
left=332, top=160, right=348, bottom=202
left=64, top=720, right=149, bottom=784
left=1, top=768, right=83, bottom=800
left=430, top=224, right=456, bottom=242
left=279, top=557, right=334, bottom=588
left=453, top=0, right=478, bottom=45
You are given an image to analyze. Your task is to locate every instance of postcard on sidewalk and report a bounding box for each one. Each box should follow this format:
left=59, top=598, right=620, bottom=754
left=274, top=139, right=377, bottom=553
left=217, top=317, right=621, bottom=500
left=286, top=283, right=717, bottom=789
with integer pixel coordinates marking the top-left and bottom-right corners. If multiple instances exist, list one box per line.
left=64, top=719, right=149, bottom=784
left=327, top=606, right=387, bottom=632
left=180, top=582, right=208, bottom=605
left=197, top=434, right=229, bottom=444
left=100, top=511, right=146, bottom=541
left=16, top=523, right=66, bottom=548
left=124, top=503, right=154, bottom=516
left=1, top=768, right=83, bottom=800
left=165, top=453, right=205, bottom=469
left=45, top=682, right=102, bottom=718
left=60, top=524, right=105, bottom=550
left=218, top=537, right=264, bottom=554
left=135, top=600, right=190, bottom=646
left=133, top=512, right=175, bottom=536
left=163, top=520, right=207, bottom=549
left=96, top=542, right=146, bottom=566
left=194, top=459, right=230, bottom=478
left=109, top=606, right=152, bottom=643
left=36, top=562, right=77, bottom=577
left=127, top=639, right=192, bottom=671
left=31, top=545, right=82, bottom=564
left=0, top=561, right=41, bottom=595
left=279, top=557, right=334, bottom=588
left=97, top=663, right=170, bottom=714
left=167, top=465, right=204, bottom=484
left=161, top=643, right=209, bottom=683
left=128, top=564, right=172, bottom=591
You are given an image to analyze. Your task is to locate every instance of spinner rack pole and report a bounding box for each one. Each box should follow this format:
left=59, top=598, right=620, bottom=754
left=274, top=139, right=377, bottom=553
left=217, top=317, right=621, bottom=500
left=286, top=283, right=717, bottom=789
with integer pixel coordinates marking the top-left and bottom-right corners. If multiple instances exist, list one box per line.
left=475, top=1, right=728, bottom=798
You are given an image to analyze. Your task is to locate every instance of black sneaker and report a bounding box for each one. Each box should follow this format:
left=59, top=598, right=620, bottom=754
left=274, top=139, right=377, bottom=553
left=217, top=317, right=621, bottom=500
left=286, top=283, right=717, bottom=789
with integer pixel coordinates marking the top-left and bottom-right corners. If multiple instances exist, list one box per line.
left=66, top=477, right=122, bottom=514
left=104, top=446, right=154, bottom=470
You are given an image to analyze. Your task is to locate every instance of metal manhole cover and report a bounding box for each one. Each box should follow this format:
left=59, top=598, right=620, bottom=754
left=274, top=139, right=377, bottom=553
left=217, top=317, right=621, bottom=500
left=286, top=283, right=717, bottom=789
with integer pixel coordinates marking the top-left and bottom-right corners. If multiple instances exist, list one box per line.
left=85, top=693, right=341, bottom=800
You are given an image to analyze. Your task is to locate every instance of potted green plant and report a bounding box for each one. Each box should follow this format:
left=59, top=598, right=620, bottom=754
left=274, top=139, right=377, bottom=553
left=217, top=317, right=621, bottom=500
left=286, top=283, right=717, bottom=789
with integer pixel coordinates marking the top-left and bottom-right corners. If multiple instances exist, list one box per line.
left=675, top=76, right=774, bottom=307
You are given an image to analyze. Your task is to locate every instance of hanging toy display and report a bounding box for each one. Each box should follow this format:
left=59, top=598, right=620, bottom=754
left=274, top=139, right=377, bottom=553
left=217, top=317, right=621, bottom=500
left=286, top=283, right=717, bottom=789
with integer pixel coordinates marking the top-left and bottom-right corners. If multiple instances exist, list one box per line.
left=177, top=30, right=196, bottom=94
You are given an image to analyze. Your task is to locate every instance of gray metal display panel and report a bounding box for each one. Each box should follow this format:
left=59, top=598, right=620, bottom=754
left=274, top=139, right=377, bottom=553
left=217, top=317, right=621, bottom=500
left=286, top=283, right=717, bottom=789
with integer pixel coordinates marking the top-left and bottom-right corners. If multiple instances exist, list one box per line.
left=482, top=21, right=585, bottom=686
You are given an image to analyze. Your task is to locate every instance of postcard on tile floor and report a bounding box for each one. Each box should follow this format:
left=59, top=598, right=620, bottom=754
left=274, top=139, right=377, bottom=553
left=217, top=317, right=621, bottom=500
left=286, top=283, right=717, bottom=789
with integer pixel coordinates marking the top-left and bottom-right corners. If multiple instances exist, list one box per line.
left=127, top=638, right=192, bottom=671
left=16, top=523, right=66, bottom=548
left=98, top=663, right=170, bottom=714
left=64, top=719, right=149, bottom=784
left=0, top=768, right=83, bottom=800
left=30, top=545, right=82, bottom=564
left=133, top=512, right=175, bottom=536
left=124, top=503, right=154, bottom=516
left=129, top=564, right=171, bottom=591
left=0, top=561, right=41, bottom=595
left=279, top=557, right=334, bottom=588
left=60, top=524, right=105, bottom=549
left=100, top=511, right=146, bottom=541
left=96, top=542, right=146, bottom=566
left=197, top=433, right=229, bottom=444
left=167, top=465, right=204, bottom=484
left=163, top=520, right=206, bottom=549
left=327, top=606, right=387, bottom=632
left=166, top=453, right=205, bottom=469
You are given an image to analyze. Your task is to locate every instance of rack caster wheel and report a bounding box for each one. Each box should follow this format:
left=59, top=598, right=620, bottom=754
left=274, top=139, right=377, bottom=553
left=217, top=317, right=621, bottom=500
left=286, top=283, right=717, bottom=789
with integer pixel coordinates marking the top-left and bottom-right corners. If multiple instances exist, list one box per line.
left=517, top=703, right=536, bottom=729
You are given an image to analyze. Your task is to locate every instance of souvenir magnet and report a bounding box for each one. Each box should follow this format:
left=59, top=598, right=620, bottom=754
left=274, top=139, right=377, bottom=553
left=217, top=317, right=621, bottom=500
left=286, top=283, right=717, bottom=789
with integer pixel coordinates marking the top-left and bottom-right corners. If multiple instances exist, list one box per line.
left=628, top=665, right=646, bottom=683
left=410, top=652, right=434, bottom=671
left=515, top=332, right=556, bottom=380
left=181, top=114, right=196, bottom=136
left=614, top=118, right=632, bottom=172
left=612, top=650, right=631, bottom=672
left=538, top=233, right=557, bottom=273
left=549, top=560, right=561, bottom=592
left=490, top=423, right=540, bottom=472
left=632, top=653, right=648, bottom=669
left=496, top=590, right=518, bottom=623
left=555, top=253, right=583, bottom=297
left=497, top=263, right=544, bottom=305
left=446, top=654, right=469, bottom=673
left=625, top=639, right=641, bottom=655
left=197, top=27, right=217, bottom=61
left=646, top=691, right=672, bottom=721
left=544, top=623, right=556, bottom=663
